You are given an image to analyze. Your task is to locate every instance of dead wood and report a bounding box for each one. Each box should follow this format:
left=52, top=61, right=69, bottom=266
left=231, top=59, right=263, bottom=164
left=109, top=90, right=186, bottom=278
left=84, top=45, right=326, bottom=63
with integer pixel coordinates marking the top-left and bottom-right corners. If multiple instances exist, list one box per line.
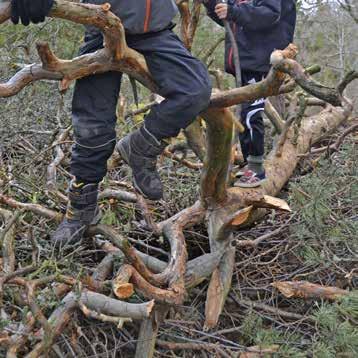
left=183, top=118, right=207, bottom=162
left=0, top=1, right=357, bottom=355
left=98, top=188, right=137, bottom=203
left=204, top=243, right=236, bottom=330
left=163, top=148, right=203, bottom=170
left=308, top=121, right=358, bottom=155
left=0, top=194, right=62, bottom=221
left=135, top=194, right=161, bottom=235
left=113, top=264, right=184, bottom=305
left=135, top=304, right=169, bottom=358
left=46, top=126, right=71, bottom=190
left=272, top=281, right=350, bottom=301
left=0, top=0, right=157, bottom=97
left=265, top=99, right=284, bottom=134
left=78, top=300, right=132, bottom=328
left=0, top=208, right=21, bottom=273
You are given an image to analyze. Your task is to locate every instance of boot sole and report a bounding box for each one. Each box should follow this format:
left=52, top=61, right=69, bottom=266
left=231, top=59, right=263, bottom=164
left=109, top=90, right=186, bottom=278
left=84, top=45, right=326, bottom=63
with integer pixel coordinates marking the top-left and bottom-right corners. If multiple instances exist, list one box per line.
left=235, top=178, right=267, bottom=188
left=116, top=139, right=161, bottom=201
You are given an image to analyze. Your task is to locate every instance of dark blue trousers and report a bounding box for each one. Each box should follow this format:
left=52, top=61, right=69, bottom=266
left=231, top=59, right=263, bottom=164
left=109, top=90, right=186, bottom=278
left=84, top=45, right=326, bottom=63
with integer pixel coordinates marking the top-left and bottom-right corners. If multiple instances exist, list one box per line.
left=71, top=29, right=212, bottom=183
left=239, top=70, right=267, bottom=161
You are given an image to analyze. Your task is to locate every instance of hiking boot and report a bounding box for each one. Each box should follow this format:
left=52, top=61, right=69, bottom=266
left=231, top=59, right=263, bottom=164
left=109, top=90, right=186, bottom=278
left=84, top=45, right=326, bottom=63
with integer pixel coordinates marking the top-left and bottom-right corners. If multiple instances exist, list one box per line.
left=116, top=128, right=166, bottom=200
left=234, top=170, right=267, bottom=188
left=51, top=181, right=101, bottom=247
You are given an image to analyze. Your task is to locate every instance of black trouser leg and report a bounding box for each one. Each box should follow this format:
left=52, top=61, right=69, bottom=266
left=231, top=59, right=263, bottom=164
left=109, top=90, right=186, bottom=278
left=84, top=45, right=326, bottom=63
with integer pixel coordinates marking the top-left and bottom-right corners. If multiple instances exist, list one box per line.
left=239, top=70, right=267, bottom=162
left=70, top=29, right=211, bottom=183
left=71, top=71, right=122, bottom=183
left=128, top=29, right=212, bottom=140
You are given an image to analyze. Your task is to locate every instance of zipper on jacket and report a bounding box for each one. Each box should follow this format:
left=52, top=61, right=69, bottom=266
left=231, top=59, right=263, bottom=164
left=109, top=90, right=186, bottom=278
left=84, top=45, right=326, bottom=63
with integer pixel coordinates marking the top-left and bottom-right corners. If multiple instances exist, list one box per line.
left=144, top=0, right=152, bottom=33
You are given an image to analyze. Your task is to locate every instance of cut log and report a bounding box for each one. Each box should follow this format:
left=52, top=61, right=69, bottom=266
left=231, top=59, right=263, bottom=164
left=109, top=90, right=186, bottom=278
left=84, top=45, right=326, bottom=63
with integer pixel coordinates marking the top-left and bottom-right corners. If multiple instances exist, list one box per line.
left=135, top=305, right=169, bottom=358
left=81, top=291, right=155, bottom=319
left=204, top=241, right=235, bottom=330
left=112, top=264, right=184, bottom=305
left=272, top=281, right=350, bottom=301
left=250, top=195, right=291, bottom=212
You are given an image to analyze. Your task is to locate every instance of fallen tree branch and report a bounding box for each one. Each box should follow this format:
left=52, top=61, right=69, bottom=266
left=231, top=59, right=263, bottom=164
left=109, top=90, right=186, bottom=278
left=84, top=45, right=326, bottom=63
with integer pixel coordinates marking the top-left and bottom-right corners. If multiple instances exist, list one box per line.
left=0, top=0, right=157, bottom=97
left=229, top=294, right=311, bottom=322
left=113, top=264, right=184, bottom=305
left=204, top=243, right=235, bottom=330
left=157, top=339, right=228, bottom=355
left=265, top=99, right=284, bottom=134
left=235, top=215, right=293, bottom=248
left=135, top=304, right=169, bottom=358
left=0, top=194, right=62, bottom=221
left=98, top=188, right=137, bottom=203
left=183, top=118, right=207, bottom=162
left=163, top=148, right=203, bottom=170
left=0, top=208, right=22, bottom=273
left=272, top=281, right=350, bottom=301
left=78, top=300, right=132, bottom=329
left=46, top=126, right=71, bottom=190
left=135, top=194, right=161, bottom=235
left=27, top=290, right=154, bottom=357
left=308, top=121, right=358, bottom=155
left=271, top=55, right=346, bottom=106
left=337, top=70, right=358, bottom=95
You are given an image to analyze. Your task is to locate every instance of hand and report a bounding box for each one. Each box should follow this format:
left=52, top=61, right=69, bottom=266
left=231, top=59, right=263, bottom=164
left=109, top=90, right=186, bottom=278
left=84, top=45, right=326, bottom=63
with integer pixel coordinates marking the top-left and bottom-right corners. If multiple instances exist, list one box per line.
left=11, top=0, right=54, bottom=26
left=215, top=3, right=228, bottom=20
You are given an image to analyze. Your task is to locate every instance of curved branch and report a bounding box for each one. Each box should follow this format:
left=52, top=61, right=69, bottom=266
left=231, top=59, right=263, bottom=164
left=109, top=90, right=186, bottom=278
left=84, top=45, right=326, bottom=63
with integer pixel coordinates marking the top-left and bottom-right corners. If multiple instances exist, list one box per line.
left=113, top=264, right=185, bottom=305
left=271, top=57, right=344, bottom=106
left=0, top=0, right=157, bottom=97
left=0, top=64, right=62, bottom=98
left=0, top=208, right=20, bottom=274
left=337, top=70, right=358, bottom=95
left=1, top=4, right=299, bottom=109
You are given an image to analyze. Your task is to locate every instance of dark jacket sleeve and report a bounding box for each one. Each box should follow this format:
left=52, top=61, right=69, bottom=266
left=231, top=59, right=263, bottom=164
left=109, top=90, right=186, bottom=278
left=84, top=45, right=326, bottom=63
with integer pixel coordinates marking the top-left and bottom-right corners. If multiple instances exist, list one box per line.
left=203, top=0, right=224, bottom=27
left=227, top=0, right=282, bottom=31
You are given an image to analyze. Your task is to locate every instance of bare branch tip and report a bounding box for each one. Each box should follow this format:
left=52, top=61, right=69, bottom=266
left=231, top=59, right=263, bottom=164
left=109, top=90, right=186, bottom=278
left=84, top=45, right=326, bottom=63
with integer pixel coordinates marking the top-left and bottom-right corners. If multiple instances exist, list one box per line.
left=102, top=3, right=111, bottom=12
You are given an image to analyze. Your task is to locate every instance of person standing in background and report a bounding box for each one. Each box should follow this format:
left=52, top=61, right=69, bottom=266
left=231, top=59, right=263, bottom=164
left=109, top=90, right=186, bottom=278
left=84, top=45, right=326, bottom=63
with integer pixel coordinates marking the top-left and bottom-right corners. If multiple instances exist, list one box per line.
left=203, top=0, right=297, bottom=187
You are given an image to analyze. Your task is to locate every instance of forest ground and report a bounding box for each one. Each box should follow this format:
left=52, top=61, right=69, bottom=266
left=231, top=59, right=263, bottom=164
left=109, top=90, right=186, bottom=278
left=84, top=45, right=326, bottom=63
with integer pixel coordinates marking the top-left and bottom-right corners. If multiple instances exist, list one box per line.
left=1, top=98, right=357, bottom=356
left=1, top=1, right=357, bottom=357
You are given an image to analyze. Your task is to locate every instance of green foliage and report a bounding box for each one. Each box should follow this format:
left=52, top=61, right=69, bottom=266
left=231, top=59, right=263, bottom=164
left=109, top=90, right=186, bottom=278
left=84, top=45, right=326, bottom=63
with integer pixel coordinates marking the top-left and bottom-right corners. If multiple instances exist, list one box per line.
left=240, top=311, right=263, bottom=345
left=338, top=292, right=358, bottom=321
left=311, top=293, right=358, bottom=357
left=312, top=342, right=336, bottom=358
left=0, top=317, right=10, bottom=331
left=289, top=145, right=357, bottom=267
left=100, top=208, right=120, bottom=227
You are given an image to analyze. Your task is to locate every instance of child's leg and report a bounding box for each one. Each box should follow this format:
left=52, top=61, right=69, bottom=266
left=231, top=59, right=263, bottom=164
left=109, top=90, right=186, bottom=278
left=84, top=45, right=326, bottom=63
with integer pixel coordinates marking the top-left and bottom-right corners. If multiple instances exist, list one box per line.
left=236, top=71, right=267, bottom=187
left=240, top=71, right=266, bottom=174
left=115, top=29, right=212, bottom=200
left=128, top=29, right=212, bottom=140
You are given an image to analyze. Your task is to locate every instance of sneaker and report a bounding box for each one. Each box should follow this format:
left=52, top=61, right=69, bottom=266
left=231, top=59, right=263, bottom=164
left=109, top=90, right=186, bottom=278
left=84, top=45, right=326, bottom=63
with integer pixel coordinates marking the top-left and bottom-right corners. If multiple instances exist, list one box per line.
left=234, top=170, right=267, bottom=188
left=235, top=164, right=248, bottom=177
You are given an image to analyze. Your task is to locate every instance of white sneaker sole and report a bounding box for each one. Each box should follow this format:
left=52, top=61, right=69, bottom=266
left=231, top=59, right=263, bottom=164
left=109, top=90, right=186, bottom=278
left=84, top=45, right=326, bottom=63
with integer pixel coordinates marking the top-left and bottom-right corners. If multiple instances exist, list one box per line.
left=235, top=178, right=267, bottom=188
